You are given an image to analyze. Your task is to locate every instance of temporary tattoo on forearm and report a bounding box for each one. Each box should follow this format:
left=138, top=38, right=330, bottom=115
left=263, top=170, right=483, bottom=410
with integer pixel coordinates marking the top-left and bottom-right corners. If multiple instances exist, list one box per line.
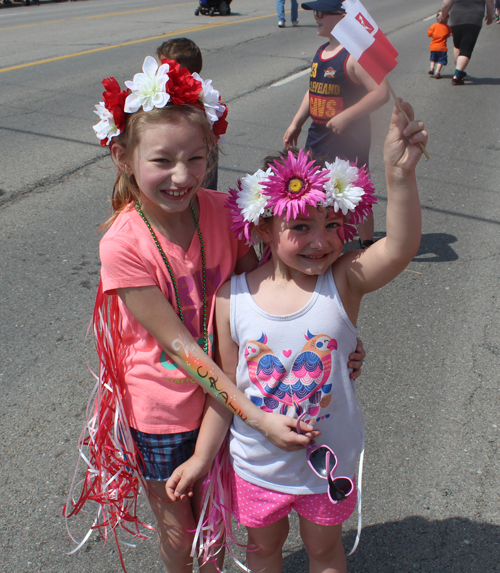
left=173, top=338, right=249, bottom=423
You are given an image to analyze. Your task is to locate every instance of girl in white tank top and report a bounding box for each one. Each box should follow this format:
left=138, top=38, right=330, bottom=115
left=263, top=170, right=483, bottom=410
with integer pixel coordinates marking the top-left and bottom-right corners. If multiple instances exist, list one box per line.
left=166, top=100, right=427, bottom=573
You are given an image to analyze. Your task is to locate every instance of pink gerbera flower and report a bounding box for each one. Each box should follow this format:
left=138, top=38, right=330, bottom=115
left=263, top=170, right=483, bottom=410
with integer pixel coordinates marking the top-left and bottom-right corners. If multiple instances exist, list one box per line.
left=225, top=183, right=253, bottom=244
left=340, top=163, right=376, bottom=242
left=262, top=149, right=329, bottom=221
left=350, top=164, right=377, bottom=226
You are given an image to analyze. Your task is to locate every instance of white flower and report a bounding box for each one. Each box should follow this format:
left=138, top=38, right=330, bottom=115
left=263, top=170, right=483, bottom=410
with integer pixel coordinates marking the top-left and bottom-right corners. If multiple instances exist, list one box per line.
left=192, top=73, right=225, bottom=127
left=238, top=168, right=274, bottom=223
left=93, top=102, right=120, bottom=142
left=124, top=56, right=171, bottom=113
left=322, top=158, right=365, bottom=215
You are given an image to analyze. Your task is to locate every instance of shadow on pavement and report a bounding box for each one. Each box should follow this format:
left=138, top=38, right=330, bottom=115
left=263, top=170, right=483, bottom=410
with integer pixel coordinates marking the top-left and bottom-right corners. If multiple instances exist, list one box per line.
left=413, top=232, right=458, bottom=263
left=343, top=232, right=459, bottom=264
left=283, top=516, right=500, bottom=572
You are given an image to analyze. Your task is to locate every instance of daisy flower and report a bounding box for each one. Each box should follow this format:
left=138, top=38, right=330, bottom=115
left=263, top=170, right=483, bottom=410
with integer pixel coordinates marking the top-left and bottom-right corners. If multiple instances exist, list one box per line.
left=226, top=168, right=273, bottom=244
left=124, top=56, right=171, bottom=113
left=322, top=158, right=365, bottom=216
left=93, top=102, right=120, bottom=144
left=92, top=77, right=128, bottom=146
left=192, top=73, right=226, bottom=127
left=263, top=149, right=329, bottom=221
left=238, top=168, right=273, bottom=223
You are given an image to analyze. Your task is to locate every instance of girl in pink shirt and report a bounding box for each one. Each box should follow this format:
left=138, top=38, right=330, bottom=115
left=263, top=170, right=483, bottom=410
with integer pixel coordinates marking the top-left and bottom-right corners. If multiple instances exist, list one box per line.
left=65, top=56, right=365, bottom=572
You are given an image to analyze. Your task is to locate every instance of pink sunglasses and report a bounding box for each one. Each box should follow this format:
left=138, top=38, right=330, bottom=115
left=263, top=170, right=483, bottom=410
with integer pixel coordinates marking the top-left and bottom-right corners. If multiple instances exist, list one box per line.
left=297, top=412, right=354, bottom=504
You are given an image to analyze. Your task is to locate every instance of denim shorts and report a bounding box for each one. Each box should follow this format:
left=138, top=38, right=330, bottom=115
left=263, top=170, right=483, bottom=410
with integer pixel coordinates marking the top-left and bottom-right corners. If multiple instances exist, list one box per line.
left=430, top=51, right=448, bottom=65
left=130, top=427, right=199, bottom=481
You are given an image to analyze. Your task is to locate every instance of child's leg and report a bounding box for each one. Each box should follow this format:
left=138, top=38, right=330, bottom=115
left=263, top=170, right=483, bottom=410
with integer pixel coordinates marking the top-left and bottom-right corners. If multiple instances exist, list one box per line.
left=145, top=480, right=197, bottom=573
left=435, top=63, right=443, bottom=75
left=191, top=477, right=225, bottom=572
left=299, top=516, right=346, bottom=573
left=246, top=516, right=290, bottom=573
left=146, top=479, right=223, bottom=573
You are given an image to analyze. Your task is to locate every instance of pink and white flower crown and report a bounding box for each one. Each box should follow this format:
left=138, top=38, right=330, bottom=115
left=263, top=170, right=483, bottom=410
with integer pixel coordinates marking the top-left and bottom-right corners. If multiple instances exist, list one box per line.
left=93, top=56, right=228, bottom=146
left=226, top=149, right=376, bottom=244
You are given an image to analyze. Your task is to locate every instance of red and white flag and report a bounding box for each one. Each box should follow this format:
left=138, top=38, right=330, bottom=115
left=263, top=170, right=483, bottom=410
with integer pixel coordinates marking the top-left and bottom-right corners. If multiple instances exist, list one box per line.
left=332, top=0, right=398, bottom=84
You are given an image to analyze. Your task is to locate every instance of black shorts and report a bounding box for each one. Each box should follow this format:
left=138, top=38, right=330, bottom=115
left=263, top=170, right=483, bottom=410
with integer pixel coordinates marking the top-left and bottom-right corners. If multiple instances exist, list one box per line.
left=451, top=24, right=481, bottom=59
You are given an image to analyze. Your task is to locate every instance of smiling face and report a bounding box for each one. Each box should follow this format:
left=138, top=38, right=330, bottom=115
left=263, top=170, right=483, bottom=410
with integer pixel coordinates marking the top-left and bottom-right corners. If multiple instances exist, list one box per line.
left=261, top=204, right=345, bottom=276
left=127, top=114, right=207, bottom=221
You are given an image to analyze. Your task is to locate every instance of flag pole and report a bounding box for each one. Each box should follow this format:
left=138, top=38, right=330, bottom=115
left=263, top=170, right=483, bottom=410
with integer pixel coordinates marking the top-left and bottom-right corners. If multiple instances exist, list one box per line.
left=385, top=78, right=430, bottom=160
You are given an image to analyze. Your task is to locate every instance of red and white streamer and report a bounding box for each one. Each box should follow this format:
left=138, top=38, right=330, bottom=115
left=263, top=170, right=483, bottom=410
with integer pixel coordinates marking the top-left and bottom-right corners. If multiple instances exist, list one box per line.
left=63, top=281, right=153, bottom=573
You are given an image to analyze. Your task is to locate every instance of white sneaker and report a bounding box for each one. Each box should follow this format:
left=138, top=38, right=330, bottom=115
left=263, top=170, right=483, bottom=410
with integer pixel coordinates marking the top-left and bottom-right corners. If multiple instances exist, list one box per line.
left=292, top=20, right=299, bottom=26
left=278, top=20, right=285, bottom=27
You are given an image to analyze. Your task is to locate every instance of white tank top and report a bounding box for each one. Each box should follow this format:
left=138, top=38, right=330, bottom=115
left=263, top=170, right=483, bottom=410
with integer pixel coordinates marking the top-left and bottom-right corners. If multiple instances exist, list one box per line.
left=229, top=270, right=364, bottom=495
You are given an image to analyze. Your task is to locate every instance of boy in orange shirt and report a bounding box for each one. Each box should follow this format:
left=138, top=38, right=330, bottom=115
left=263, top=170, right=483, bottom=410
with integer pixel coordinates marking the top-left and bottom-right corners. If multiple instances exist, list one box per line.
left=428, top=12, right=452, bottom=79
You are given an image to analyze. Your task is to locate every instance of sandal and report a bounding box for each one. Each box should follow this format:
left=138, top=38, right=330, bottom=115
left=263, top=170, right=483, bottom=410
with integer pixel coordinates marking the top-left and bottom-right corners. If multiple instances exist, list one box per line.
left=434, top=73, right=442, bottom=79
left=451, top=75, right=464, bottom=85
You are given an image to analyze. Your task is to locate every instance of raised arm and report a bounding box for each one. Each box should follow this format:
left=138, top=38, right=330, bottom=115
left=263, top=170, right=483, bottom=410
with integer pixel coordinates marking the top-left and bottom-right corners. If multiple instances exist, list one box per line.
left=117, top=284, right=315, bottom=450
left=340, top=100, right=427, bottom=296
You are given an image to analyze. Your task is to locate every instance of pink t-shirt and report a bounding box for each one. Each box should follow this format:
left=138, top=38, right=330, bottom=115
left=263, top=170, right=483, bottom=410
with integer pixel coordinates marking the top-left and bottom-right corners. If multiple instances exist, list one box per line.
left=100, top=189, right=250, bottom=434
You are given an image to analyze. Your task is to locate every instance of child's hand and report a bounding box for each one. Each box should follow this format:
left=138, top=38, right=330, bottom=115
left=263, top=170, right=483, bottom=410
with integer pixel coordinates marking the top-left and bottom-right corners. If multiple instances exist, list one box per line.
left=326, top=112, right=351, bottom=135
left=283, top=124, right=302, bottom=148
left=384, top=100, right=428, bottom=174
left=165, top=455, right=211, bottom=502
left=253, top=412, right=321, bottom=452
left=348, top=337, right=366, bottom=380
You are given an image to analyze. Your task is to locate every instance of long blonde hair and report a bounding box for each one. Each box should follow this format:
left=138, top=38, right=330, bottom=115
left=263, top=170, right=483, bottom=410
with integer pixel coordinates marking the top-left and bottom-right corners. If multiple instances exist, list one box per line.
left=104, top=104, right=217, bottom=228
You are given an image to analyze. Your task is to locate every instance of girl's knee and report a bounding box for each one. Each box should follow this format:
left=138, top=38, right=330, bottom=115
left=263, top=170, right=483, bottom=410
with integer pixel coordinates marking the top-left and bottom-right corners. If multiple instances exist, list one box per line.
left=157, top=521, right=194, bottom=556
left=300, top=520, right=344, bottom=563
left=305, top=536, right=343, bottom=563
left=247, top=518, right=289, bottom=556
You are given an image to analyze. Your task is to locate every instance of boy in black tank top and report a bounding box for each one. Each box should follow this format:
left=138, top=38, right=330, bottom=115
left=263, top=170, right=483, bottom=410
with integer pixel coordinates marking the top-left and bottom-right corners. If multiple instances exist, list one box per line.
left=283, top=0, right=389, bottom=248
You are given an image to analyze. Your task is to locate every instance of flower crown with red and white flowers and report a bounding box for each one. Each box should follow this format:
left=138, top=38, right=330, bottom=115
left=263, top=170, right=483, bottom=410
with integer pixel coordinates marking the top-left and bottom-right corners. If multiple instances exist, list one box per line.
left=93, top=56, right=228, bottom=146
left=225, top=148, right=376, bottom=244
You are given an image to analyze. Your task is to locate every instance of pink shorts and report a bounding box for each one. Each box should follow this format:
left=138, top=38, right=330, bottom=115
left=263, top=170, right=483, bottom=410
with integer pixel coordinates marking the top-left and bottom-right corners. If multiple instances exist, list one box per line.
left=231, top=469, right=357, bottom=528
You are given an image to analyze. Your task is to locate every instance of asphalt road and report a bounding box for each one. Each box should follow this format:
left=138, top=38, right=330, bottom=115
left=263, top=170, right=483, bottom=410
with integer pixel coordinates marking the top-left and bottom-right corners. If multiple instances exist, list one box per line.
left=1, top=1, right=499, bottom=572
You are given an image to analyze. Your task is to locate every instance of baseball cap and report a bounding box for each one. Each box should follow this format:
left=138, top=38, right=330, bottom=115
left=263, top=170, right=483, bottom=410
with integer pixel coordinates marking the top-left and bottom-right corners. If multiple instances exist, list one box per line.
left=301, top=0, right=346, bottom=12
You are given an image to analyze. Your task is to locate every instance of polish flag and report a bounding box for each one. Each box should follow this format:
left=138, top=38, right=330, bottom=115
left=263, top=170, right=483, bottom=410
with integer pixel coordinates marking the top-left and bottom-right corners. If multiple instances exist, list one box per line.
left=332, top=0, right=398, bottom=84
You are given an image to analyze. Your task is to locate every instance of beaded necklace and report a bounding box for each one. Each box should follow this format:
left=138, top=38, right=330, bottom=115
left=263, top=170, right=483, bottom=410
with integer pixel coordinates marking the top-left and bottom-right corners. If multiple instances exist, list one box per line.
left=135, top=200, right=208, bottom=354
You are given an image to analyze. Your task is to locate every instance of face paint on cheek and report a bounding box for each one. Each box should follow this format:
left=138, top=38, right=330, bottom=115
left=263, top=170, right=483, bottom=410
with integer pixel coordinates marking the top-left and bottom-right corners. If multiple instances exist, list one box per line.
left=337, top=225, right=345, bottom=243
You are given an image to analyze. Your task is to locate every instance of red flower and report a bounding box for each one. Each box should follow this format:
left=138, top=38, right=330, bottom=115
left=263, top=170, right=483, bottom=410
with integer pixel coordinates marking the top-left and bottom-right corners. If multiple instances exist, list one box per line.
left=212, top=103, right=228, bottom=139
left=101, top=77, right=129, bottom=136
left=160, top=59, right=202, bottom=105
